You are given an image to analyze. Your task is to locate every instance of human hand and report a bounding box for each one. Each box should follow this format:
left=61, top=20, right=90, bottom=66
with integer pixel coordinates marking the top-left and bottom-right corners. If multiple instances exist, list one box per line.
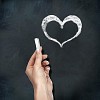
left=25, top=47, right=53, bottom=100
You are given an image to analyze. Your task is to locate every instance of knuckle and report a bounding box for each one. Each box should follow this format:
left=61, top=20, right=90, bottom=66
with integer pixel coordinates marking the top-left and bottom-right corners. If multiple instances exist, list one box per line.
left=50, top=80, right=53, bottom=85
left=25, top=68, right=28, bottom=74
left=45, top=54, right=48, bottom=58
left=25, top=70, right=27, bottom=74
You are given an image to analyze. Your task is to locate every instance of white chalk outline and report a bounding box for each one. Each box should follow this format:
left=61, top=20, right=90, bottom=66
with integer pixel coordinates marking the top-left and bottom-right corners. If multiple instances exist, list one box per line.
left=41, top=15, right=82, bottom=48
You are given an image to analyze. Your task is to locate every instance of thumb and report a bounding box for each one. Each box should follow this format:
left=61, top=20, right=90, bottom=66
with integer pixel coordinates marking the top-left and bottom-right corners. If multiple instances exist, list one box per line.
left=34, top=47, right=42, bottom=67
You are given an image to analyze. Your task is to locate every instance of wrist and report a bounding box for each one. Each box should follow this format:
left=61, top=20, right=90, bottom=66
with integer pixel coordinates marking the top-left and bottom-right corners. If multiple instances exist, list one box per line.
left=34, top=83, right=50, bottom=100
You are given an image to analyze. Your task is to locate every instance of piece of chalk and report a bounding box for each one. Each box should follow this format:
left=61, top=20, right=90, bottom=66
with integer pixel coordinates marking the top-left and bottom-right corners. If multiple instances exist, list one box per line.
left=34, top=38, right=41, bottom=51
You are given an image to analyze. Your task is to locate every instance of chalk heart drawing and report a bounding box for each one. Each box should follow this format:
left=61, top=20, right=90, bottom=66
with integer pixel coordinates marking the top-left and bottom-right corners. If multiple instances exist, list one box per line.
left=41, top=15, right=82, bottom=48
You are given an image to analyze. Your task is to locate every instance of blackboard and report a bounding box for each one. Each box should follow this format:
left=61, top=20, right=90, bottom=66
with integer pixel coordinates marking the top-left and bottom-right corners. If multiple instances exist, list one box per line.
left=0, top=0, right=100, bottom=100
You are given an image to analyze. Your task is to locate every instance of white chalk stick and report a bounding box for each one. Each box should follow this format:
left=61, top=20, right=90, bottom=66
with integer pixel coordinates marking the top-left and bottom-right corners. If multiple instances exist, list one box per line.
left=34, top=38, right=41, bottom=51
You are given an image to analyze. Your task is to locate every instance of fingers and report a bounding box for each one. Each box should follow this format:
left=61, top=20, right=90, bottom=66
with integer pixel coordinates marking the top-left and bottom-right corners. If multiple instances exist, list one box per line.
left=45, top=66, right=50, bottom=75
left=45, top=66, right=50, bottom=77
left=42, top=54, right=48, bottom=60
left=27, top=51, right=36, bottom=67
left=26, top=46, right=49, bottom=72
left=45, top=66, right=51, bottom=80
left=27, top=50, right=47, bottom=66
left=34, top=47, right=42, bottom=67
left=42, top=60, right=49, bottom=66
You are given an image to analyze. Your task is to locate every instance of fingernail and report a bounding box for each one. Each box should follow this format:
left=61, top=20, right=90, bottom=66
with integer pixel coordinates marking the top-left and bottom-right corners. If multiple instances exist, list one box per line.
left=47, top=67, right=50, bottom=70
left=40, top=46, right=42, bottom=49
left=46, top=61, right=49, bottom=64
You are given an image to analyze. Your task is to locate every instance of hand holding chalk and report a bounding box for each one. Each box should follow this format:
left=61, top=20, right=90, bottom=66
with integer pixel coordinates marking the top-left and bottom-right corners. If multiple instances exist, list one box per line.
left=25, top=39, right=54, bottom=100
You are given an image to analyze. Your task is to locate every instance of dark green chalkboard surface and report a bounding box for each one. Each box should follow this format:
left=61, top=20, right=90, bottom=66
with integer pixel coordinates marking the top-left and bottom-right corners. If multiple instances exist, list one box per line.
left=0, top=0, right=100, bottom=100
